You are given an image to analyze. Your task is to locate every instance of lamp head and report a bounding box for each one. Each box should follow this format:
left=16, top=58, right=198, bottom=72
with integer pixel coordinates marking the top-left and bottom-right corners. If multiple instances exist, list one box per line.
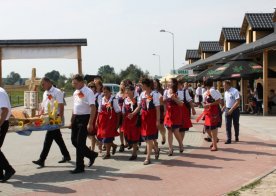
left=160, top=29, right=166, bottom=32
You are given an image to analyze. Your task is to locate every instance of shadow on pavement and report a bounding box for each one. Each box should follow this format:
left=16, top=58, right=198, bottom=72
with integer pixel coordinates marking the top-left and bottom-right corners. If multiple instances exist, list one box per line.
left=183, top=153, right=244, bottom=161
left=162, top=159, right=222, bottom=169
left=7, top=165, right=161, bottom=194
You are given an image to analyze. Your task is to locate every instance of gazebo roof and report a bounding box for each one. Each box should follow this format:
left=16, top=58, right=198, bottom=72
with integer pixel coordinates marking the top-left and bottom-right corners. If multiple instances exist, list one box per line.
left=185, top=49, right=200, bottom=60
left=219, top=28, right=246, bottom=46
left=198, top=41, right=223, bottom=53
left=240, top=13, right=274, bottom=36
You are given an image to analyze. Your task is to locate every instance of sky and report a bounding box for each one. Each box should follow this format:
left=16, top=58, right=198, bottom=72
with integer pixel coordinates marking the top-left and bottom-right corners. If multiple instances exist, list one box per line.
left=0, top=0, right=275, bottom=78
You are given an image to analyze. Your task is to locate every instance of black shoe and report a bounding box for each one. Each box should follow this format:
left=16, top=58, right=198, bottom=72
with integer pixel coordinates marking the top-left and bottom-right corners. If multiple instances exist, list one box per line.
left=235, top=137, right=239, bottom=142
left=112, top=145, right=118, bottom=155
left=1, top=168, right=15, bottom=182
left=225, top=140, right=231, bottom=144
left=119, top=145, right=124, bottom=152
left=168, top=149, right=174, bottom=156
left=32, top=160, right=45, bottom=167
left=129, top=155, right=137, bottom=160
left=127, top=145, right=133, bottom=150
left=204, top=137, right=212, bottom=142
left=88, top=152, right=98, bottom=167
left=58, top=157, right=71, bottom=163
left=70, top=168, right=84, bottom=174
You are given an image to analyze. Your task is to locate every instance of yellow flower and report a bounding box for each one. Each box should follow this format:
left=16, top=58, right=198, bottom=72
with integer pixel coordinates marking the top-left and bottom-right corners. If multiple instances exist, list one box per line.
left=18, top=121, right=24, bottom=127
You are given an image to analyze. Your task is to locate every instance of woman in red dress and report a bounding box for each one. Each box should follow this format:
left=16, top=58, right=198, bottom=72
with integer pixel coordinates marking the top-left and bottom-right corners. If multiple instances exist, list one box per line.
left=138, top=78, right=160, bottom=165
left=163, top=78, right=184, bottom=156
left=122, top=85, right=140, bottom=160
left=202, top=79, right=221, bottom=151
left=97, top=86, right=120, bottom=159
left=177, top=79, right=196, bottom=148
left=116, top=79, right=133, bottom=152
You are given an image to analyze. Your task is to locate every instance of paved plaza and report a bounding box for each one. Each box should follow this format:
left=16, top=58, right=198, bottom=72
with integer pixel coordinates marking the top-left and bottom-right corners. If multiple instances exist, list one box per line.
left=1, top=97, right=276, bottom=196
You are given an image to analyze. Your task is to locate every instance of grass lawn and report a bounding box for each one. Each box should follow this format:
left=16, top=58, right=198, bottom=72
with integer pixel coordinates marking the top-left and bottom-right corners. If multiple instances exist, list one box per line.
left=7, top=90, right=74, bottom=108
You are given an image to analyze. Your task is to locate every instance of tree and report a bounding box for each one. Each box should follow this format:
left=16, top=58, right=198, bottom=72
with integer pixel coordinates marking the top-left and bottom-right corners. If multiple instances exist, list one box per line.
left=97, top=65, right=119, bottom=83
left=45, top=70, right=60, bottom=83
left=119, top=64, right=149, bottom=82
left=57, top=74, right=67, bottom=88
left=6, top=71, right=21, bottom=85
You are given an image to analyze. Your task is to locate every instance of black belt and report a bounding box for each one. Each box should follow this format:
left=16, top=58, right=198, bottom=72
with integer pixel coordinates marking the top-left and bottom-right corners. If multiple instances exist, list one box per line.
left=75, top=114, right=90, bottom=117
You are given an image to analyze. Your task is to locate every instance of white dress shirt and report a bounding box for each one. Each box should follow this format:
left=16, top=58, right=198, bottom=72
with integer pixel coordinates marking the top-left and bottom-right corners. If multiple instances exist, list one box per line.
left=224, top=87, right=240, bottom=108
left=0, top=87, right=11, bottom=120
left=73, top=85, right=95, bottom=115
left=42, top=86, right=63, bottom=114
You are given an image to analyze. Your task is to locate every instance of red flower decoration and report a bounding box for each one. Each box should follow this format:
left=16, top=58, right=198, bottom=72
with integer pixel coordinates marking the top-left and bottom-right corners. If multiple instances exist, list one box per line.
left=146, top=95, right=153, bottom=101
left=131, top=98, right=137, bottom=104
left=47, top=94, right=53, bottom=100
left=105, top=102, right=112, bottom=109
left=78, top=91, right=84, bottom=98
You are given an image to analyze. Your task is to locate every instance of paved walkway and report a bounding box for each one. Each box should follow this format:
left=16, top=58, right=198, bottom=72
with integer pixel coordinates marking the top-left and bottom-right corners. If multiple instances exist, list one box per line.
left=1, top=98, right=275, bottom=196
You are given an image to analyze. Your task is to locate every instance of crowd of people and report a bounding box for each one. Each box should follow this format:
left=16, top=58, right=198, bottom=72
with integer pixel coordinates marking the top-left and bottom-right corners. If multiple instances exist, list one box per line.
left=0, top=74, right=243, bottom=183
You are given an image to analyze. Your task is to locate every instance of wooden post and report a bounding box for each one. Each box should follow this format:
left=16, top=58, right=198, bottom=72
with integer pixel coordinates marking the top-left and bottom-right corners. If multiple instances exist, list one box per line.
left=0, top=48, right=2, bottom=87
left=263, top=49, right=268, bottom=116
left=240, top=78, right=244, bottom=112
left=77, top=46, right=82, bottom=75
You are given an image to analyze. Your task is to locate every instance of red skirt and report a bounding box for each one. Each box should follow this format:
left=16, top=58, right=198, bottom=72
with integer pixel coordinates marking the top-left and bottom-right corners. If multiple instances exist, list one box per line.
left=141, top=109, right=158, bottom=137
left=97, top=110, right=119, bottom=139
left=181, top=105, right=192, bottom=129
left=164, top=104, right=182, bottom=127
left=204, top=105, right=221, bottom=127
left=122, top=113, right=141, bottom=143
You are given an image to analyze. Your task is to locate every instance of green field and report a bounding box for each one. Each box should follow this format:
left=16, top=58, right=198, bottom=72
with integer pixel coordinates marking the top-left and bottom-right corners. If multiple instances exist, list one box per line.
left=7, top=90, right=74, bottom=108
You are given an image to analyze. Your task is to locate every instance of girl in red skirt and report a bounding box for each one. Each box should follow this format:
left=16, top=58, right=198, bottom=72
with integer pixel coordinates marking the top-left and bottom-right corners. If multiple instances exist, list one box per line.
left=138, top=78, right=160, bottom=165
left=163, top=78, right=184, bottom=156
left=202, top=79, right=221, bottom=151
left=97, top=86, right=121, bottom=159
left=116, top=79, right=132, bottom=152
left=122, top=85, right=140, bottom=160
left=177, top=79, right=196, bottom=147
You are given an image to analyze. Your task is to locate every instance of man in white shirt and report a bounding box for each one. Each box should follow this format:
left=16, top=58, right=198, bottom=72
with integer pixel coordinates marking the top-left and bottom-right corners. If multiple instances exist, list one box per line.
left=32, top=77, right=71, bottom=168
left=0, top=87, right=15, bottom=182
left=195, top=83, right=203, bottom=107
left=223, top=80, right=240, bottom=144
left=70, top=74, right=98, bottom=174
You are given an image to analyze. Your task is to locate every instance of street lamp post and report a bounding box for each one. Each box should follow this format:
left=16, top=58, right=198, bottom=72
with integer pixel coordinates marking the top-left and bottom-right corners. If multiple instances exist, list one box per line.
left=160, top=29, right=175, bottom=74
left=152, top=53, right=161, bottom=76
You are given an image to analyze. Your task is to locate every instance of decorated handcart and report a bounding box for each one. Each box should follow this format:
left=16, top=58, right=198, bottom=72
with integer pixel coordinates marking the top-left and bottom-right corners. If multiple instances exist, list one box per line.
left=7, top=68, right=68, bottom=136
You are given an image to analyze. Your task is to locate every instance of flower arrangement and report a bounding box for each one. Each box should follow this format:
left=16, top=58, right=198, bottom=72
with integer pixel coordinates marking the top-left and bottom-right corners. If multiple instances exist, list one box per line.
left=8, top=100, right=63, bottom=134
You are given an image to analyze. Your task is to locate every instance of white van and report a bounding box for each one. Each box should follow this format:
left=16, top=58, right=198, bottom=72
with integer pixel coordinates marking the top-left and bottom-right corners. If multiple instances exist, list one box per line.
left=103, top=83, right=120, bottom=95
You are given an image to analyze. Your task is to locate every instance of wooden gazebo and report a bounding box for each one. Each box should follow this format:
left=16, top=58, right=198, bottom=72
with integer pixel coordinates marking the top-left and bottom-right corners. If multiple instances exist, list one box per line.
left=0, top=39, right=87, bottom=87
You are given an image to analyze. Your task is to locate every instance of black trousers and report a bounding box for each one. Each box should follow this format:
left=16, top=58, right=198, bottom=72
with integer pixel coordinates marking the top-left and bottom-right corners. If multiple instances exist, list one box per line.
left=225, top=108, right=240, bottom=141
left=0, top=121, right=14, bottom=175
left=39, top=129, right=70, bottom=161
left=71, top=115, right=94, bottom=170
